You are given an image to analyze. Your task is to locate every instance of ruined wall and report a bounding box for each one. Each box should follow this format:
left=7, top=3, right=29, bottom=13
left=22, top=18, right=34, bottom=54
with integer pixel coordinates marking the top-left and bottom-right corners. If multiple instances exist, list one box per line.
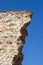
left=0, top=11, right=32, bottom=65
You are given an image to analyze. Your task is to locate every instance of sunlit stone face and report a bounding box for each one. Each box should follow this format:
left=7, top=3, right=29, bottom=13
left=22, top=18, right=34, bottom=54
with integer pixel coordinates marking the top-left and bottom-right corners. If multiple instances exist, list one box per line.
left=0, top=11, right=32, bottom=65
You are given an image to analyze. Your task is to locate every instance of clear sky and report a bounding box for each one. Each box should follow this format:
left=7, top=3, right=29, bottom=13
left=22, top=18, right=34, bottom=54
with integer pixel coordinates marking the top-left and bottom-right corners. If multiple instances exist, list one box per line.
left=0, top=0, right=43, bottom=65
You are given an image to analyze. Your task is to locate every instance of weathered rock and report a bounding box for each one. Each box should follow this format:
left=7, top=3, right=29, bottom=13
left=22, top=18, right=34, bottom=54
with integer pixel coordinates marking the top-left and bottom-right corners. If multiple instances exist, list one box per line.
left=0, top=11, right=32, bottom=65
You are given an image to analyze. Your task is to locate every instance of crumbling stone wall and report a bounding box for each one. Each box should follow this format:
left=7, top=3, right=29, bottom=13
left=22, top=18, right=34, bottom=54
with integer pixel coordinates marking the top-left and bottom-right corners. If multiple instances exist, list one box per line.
left=0, top=11, right=32, bottom=65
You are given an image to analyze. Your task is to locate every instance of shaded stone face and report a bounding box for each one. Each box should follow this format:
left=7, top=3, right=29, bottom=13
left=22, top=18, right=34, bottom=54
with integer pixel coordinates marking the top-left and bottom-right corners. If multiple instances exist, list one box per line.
left=0, top=11, right=32, bottom=65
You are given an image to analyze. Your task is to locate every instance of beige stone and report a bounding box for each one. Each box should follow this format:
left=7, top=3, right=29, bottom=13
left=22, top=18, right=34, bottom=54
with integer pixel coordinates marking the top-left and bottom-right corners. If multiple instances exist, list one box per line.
left=0, top=11, right=32, bottom=65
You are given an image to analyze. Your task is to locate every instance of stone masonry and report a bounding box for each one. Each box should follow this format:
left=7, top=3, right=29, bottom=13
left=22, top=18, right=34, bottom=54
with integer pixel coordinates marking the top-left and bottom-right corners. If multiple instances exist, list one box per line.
left=0, top=11, right=32, bottom=65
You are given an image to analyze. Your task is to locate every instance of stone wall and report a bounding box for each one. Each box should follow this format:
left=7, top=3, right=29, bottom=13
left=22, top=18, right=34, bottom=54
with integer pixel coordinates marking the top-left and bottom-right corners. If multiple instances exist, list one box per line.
left=0, top=11, right=32, bottom=65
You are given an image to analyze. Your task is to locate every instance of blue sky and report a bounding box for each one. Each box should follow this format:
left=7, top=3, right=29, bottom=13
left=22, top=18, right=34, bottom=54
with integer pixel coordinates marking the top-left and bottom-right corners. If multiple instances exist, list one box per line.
left=0, top=0, right=43, bottom=65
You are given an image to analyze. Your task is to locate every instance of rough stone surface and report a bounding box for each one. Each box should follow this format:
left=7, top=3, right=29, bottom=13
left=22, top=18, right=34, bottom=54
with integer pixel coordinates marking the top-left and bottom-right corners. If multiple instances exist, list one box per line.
left=0, top=11, right=32, bottom=65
